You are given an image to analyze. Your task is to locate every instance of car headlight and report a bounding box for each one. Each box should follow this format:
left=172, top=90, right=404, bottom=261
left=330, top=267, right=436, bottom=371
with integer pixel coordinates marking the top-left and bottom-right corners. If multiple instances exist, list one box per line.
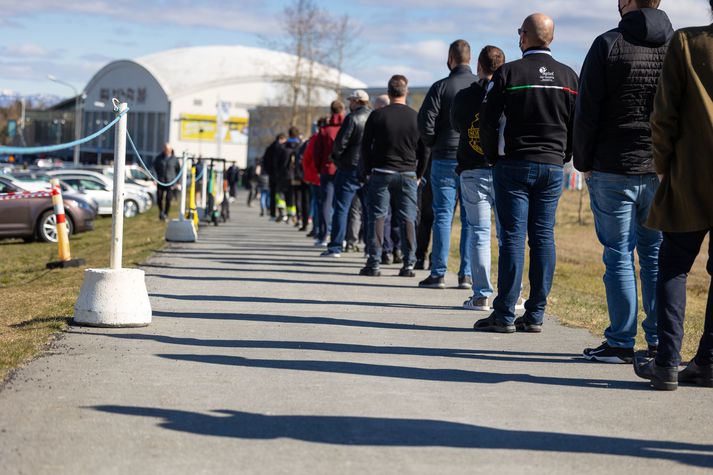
left=68, top=199, right=93, bottom=212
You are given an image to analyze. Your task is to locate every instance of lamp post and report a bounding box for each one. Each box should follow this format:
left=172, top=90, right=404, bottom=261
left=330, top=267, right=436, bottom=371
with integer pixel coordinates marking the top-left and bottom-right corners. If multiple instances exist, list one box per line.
left=48, top=74, right=82, bottom=166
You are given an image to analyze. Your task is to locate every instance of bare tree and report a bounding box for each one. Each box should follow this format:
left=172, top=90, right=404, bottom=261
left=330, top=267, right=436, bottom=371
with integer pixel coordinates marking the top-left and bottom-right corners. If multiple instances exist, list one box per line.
left=327, top=15, right=362, bottom=97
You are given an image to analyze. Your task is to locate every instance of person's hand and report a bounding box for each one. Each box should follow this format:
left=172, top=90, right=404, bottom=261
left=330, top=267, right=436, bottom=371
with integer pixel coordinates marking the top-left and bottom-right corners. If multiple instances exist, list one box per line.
left=583, top=171, right=593, bottom=180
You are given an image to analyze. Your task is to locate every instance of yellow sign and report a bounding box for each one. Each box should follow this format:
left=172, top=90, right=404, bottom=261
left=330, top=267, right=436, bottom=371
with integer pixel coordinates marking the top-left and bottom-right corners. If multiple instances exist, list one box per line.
left=179, top=114, right=249, bottom=142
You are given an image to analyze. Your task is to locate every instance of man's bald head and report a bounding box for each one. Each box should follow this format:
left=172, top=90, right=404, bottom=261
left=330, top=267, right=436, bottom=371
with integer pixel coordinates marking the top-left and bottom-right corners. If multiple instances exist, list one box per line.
left=521, top=13, right=555, bottom=49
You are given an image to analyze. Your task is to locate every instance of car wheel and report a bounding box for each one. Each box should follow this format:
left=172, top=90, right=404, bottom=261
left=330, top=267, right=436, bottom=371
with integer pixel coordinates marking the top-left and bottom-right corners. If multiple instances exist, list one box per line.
left=124, top=199, right=139, bottom=218
left=37, top=210, right=74, bottom=243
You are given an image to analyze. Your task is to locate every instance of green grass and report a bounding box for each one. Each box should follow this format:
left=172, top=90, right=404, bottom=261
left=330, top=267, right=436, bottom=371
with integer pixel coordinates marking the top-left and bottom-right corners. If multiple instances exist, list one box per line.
left=0, top=210, right=168, bottom=382
left=449, top=189, right=709, bottom=360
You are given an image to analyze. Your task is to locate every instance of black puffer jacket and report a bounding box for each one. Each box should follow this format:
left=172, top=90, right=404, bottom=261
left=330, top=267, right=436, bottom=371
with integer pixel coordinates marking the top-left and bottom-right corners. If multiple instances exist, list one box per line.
left=417, top=65, right=477, bottom=160
left=573, top=8, right=673, bottom=174
left=332, top=106, right=370, bottom=170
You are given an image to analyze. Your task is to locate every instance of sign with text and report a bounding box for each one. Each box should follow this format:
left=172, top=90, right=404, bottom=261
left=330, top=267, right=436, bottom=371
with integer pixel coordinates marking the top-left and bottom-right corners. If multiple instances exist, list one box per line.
left=179, top=114, right=249, bottom=144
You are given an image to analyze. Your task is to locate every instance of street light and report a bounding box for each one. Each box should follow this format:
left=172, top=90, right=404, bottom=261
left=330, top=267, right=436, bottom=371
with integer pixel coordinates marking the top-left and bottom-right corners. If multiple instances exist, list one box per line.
left=48, top=74, right=82, bottom=166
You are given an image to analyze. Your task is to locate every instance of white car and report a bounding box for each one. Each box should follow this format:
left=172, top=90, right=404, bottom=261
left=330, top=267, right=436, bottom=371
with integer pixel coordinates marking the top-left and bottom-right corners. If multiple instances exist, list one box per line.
left=47, top=170, right=151, bottom=217
left=81, top=165, right=158, bottom=205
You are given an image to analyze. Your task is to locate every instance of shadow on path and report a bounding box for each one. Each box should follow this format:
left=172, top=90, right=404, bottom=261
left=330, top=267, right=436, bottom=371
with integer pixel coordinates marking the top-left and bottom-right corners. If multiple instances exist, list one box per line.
left=89, top=333, right=581, bottom=364
left=157, top=353, right=646, bottom=391
left=90, top=406, right=713, bottom=468
left=151, top=310, right=470, bottom=332
left=147, top=274, right=415, bottom=289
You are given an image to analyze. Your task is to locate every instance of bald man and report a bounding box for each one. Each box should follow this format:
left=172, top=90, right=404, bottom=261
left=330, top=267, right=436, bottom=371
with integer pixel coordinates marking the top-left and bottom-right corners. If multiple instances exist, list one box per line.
left=475, top=13, right=579, bottom=333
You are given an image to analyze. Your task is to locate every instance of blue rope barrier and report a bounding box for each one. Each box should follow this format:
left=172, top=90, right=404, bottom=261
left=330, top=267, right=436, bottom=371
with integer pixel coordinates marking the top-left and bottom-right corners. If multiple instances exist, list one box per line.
left=0, top=108, right=129, bottom=155
left=126, top=131, right=187, bottom=188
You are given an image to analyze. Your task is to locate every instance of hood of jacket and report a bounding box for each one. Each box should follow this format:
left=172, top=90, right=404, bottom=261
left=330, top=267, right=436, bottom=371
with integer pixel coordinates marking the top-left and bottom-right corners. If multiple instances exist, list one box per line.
left=619, top=8, right=673, bottom=46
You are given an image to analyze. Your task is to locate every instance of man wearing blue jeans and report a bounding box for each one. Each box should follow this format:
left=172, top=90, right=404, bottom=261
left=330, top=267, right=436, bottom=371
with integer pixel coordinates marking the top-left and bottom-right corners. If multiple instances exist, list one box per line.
left=417, top=39, right=477, bottom=290
left=575, top=0, right=672, bottom=363
left=475, top=13, right=579, bottom=333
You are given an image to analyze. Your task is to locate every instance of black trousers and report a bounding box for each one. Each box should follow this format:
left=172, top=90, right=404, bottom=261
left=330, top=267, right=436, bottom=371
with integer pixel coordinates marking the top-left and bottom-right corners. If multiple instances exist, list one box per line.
left=656, top=228, right=713, bottom=367
left=416, top=177, right=434, bottom=261
left=269, top=178, right=278, bottom=218
left=157, top=185, right=172, bottom=217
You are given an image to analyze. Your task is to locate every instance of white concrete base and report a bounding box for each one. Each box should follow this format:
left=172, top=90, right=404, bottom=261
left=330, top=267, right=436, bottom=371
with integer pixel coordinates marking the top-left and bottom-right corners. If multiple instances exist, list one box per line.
left=197, top=208, right=206, bottom=221
left=165, top=219, right=197, bottom=242
left=73, top=268, right=152, bottom=327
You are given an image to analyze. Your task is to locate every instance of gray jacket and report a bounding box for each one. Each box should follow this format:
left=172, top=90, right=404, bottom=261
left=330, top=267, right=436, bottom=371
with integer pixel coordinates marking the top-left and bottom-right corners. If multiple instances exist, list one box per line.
left=332, top=106, right=371, bottom=170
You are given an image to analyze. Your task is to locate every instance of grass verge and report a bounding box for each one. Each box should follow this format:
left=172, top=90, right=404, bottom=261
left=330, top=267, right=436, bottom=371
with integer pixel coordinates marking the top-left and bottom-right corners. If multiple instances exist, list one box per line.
left=449, top=189, right=709, bottom=360
left=0, top=210, right=168, bottom=382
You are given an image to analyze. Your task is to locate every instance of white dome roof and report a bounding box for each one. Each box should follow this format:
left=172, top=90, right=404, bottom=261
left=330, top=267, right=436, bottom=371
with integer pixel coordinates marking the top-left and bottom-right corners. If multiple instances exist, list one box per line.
left=134, top=45, right=366, bottom=99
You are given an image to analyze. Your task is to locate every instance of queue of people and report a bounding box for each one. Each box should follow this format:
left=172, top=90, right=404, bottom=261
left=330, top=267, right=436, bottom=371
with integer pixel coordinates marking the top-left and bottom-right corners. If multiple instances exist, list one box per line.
left=256, top=2, right=713, bottom=391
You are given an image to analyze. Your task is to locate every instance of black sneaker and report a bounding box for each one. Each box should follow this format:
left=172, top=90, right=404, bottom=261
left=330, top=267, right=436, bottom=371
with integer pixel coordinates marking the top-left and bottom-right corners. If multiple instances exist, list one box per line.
left=381, top=253, right=393, bottom=265
left=399, top=267, right=416, bottom=277
left=458, top=275, right=473, bottom=290
left=646, top=344, right=658, bottom=359
left=634, top=356, right=678, bottom=391
left=583, top=342, right=634, bottom=364
left=359, top=266, right=381, bottom=277
left=419, top=275, right=445, bottom=289
left=514, top=316, right=542, bottom=333
left=414, top=259, right=425, bottom=270
left=393, top=251, right=404, bottom=264
left=473, top=314, right=516, bottom=333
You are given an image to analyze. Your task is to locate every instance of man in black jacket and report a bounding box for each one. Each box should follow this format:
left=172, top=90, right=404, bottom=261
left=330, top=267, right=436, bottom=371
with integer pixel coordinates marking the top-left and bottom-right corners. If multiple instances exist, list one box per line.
left=451, top=45, right=508, bottom=312
left=359, top=75, right=429, bottom=277
left=321, top=90, right=371, bottom=258
left=418, top=40, right=478, bottom=290
left=152, top=142, right=181, bottom=221
left=475, top=13, right=579, bottom=333
left=262, top=133, right=286, bottom=219
left=575, top=0, right=672, bottom=363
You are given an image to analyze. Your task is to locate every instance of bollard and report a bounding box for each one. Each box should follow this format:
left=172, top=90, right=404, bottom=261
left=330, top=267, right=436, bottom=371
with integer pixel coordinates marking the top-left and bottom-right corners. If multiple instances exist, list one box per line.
left=73, top=101, right=152, bottom=327
left=46, top=178, right=85, bottom=269
left=189, top=164, right=199, bottom=228
left=197, top=159, right=208, bottom=221
left=165, top=157, right=197, bottom=242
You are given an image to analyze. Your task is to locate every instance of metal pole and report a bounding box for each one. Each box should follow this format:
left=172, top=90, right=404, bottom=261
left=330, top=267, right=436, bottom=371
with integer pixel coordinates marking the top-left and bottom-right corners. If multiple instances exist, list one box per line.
left=110, top=102, right=128, bottom=270
left=179, top=155, right=189, bottom=221
left=73, top=95, right=81, bottom=166
left=201, top=160, right=208, bottom=208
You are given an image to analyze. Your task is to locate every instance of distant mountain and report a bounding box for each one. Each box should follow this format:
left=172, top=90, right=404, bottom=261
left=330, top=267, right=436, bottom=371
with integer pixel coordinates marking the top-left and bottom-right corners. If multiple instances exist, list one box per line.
left=0, top=91, right=62, bottom=109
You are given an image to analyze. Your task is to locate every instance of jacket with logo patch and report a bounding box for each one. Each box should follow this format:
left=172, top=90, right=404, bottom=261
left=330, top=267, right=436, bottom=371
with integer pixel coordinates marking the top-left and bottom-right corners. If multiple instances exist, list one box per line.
left=481, top=49, right=579, bottom=165
left=450, top=80, right=490, bottom=173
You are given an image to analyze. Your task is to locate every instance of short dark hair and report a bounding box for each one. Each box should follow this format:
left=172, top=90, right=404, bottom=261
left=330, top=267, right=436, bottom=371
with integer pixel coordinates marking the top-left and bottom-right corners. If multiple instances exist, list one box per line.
left=387, top=75, right=408, bottom=98
left=478, top=46, right=506, bottom=76
left=288, top=126, right=299, bottom=138
left=330, top=100, right=344, bottom=115
left=635, top=0, right=661, bottom=7
left=449, top=39, right=471, bottom=65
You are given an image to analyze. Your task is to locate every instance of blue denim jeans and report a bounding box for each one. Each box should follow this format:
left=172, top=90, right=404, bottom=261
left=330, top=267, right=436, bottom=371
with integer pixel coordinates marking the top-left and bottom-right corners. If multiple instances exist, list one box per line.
left=328, top=168, right=361, bottom=252
left=492, top=160, right=563, bottom=325
left=587, top=171, right=662, bottom=348
left=319, top=174, right=335, bottom=242
left=366, top=171, right=418, bottom=269
left=430, top=159, right=472, bottom=278
left=309, top=184, right=321, bottom=233
left=460, top=168, right=499, bottom=299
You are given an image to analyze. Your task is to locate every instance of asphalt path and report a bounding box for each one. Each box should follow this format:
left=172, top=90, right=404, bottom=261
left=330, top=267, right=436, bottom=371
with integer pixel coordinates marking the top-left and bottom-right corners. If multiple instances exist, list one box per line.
left=1, top=203, right=712, bottom=474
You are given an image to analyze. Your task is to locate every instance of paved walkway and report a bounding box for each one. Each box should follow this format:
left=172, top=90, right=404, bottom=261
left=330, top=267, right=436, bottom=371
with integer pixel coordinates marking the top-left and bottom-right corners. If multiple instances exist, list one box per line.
left=1, top=204, right=712, bottom=474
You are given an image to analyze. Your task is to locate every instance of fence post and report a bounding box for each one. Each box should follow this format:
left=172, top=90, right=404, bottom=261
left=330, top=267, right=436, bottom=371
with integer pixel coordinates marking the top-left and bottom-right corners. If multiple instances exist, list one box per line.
left=73, top=100, right=152, bottom=327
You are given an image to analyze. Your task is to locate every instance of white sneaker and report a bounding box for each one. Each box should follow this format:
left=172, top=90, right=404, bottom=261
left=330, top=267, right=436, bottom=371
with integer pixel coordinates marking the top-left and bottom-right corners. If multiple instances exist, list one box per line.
left=463, top=296, right=491, bottom=311
left=515, top=295, right=526, bottom=310
left=314, top=240, right=328, bottom=247
left=320, top=250, right=341, bottom=258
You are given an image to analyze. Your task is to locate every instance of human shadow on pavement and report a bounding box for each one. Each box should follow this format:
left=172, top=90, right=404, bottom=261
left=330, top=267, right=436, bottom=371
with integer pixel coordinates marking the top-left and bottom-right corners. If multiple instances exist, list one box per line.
left=142, top=264, right=361, bottom=277
left=93, top=334, right=581, bottom=364
left=156, top=353, right=646, bottom=390
left=89, top=406, right=713, bottom=468
left=151, top=310, right=471, bottom=333
left=147, top=274, right=419, bottom=289
left=151, top=294, right=456, bottom=311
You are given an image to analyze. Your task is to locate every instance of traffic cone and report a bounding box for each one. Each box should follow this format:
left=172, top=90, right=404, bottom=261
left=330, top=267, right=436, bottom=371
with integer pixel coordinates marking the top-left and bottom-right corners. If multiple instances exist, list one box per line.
left=47, top=178, right=85, bottom=269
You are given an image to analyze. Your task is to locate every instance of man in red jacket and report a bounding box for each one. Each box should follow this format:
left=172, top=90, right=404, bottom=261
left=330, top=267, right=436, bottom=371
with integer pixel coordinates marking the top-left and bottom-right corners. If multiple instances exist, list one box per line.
left=302, top=121, right=322, bottom=237
left=312, top=100, right=345, bottom=246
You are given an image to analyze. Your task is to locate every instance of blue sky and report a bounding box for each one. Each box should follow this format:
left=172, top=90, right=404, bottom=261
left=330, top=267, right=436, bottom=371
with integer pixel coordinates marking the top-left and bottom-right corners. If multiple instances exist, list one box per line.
left=1, top=0, right=710, bottom=98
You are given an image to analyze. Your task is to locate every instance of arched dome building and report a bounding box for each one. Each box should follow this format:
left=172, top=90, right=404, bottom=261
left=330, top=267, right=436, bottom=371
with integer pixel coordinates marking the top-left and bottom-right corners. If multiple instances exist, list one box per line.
left=81, top=45, right=366, bottom=166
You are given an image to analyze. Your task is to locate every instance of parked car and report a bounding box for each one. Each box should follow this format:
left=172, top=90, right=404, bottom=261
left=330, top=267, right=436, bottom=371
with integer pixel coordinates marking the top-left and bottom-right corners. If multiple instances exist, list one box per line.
left=82, top=165, right=158, bottom=204
left=0, top=176, right=97, bottom=242
left=46, top=170, right=151, bottom=217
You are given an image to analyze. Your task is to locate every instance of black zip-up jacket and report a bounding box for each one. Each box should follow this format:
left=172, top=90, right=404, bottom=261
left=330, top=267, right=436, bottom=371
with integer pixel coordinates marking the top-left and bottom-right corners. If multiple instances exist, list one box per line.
left=362, top=103, right=429, bottom=179
left=450, top=79, right=491, bottom=173
left=152, top=152, right=181, bottom=184
left=261, top=140, right=282, bottom=179
left=332, top=106, right=371, bottom=170
left=573, top=9, right=673, bottom=174
left=418, top=64, right=477, bottom=160
left=481, top=49, right=579, bottom=165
